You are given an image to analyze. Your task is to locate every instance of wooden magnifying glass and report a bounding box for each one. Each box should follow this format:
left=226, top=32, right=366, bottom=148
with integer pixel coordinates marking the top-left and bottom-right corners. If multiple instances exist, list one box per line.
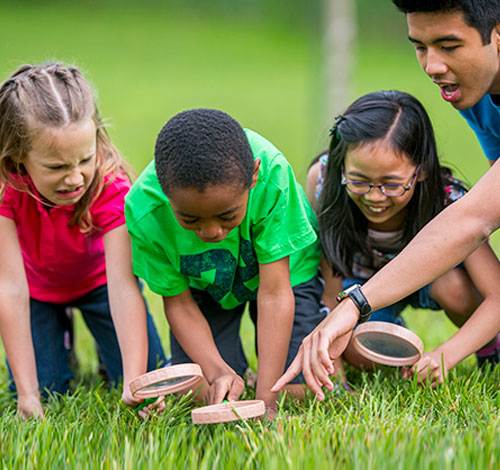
left=130, top=363, right=205, bottom=399
left=191, top=400, right=266, bottom=424
left=351, top=321, right=424, bottom=367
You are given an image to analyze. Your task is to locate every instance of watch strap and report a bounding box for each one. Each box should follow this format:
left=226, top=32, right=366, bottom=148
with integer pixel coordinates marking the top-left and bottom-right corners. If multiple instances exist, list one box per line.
left=336, top=284, right=372, bottom=323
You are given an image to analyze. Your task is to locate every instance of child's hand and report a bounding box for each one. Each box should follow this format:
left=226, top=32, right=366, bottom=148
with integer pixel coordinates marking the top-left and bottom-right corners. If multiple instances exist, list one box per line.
left=136, top=397, right=166, bottom=419
left=402, top=350, right=449, bottom=388
left=262, top=402, right=278, bottom=422
left=205, top=373, right=245, bottom=405
left=121, top=385, right=141, bottom=408
left=18, top=394, right=44, bottom=419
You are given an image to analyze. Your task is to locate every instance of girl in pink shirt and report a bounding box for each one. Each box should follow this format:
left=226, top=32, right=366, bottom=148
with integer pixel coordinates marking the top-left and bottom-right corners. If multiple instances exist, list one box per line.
left=0, top=62, right=166, bottom=418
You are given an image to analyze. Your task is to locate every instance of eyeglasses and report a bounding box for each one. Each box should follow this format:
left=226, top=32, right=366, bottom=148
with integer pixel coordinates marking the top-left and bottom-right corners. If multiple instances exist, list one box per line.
left=341, top=165, right=421, bottom=197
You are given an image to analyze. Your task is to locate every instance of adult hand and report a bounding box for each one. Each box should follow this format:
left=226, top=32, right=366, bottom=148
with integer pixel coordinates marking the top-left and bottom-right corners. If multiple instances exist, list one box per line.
left=205, top=372, right=245, bottom=405
left=18, top=394, right=44, bottom=419
left=402, top=350, right=449, bottom=388
left=271, top=304, right=358, bottom=400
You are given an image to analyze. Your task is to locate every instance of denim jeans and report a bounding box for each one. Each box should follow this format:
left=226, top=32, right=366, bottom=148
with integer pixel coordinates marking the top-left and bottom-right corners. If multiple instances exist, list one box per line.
left=8, top=284, right=167, bottom=395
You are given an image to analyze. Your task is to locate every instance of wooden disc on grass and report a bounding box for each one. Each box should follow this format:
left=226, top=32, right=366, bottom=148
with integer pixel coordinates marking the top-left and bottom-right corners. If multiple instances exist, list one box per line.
left=351, top=321, right=424, bottom=367
left=130, top=363, right=204, bottom=399
left=191, top=400, right=265, bottom=424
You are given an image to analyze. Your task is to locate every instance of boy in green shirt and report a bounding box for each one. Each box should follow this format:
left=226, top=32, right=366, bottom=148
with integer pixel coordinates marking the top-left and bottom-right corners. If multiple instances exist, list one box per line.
left=125, top=109, right=325, bottom=416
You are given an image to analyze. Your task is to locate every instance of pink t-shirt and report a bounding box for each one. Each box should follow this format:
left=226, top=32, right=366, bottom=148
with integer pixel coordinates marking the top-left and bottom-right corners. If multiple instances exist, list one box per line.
left=0, top=173, right=131, bottom=303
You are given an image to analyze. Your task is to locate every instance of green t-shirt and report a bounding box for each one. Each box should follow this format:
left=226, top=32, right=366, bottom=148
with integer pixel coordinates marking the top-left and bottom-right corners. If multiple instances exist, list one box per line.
left=125, top=129, right=321, bottom=309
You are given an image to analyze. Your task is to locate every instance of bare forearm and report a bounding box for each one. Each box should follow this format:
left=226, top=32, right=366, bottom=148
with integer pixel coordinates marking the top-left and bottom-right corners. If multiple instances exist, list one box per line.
left=256, top=291, right=294, bottom=403
left=104, top=226, right=150, bottom=385
left=435, top=297, right=500, bottom=369
left=109, top=287, right=148, bottom=384
left=363, top=203, right=489, bottom=312
left=164, top=298, right=233, bottom=383
left=0, top=292, right=39, bottom=398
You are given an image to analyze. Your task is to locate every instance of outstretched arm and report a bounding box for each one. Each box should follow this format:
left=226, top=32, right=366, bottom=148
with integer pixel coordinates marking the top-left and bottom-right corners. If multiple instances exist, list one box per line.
left=356, top=160, right=500, bottom=309
left=0, top=216, right=42, bottom=418
left=104, top=224, right=149, bottom=407
left=274, top=161, right=500, bottom=397
left=405, top=240, right=500, bottom=385
left=256, top=257, right=294, bottom=416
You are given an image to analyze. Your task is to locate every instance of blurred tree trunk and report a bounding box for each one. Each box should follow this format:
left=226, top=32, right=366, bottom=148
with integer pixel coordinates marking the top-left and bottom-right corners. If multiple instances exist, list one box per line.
left=324, top=0, right=357, bottom=123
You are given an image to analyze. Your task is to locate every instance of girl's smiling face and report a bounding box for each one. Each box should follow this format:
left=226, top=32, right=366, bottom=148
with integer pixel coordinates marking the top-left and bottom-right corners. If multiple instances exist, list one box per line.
left=23, top=118, right=97, bottom=206
left=343, top=141, right=421, bottom=231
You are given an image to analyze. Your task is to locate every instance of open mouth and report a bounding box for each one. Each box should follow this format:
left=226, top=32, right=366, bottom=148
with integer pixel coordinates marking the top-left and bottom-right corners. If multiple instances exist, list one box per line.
left=440, top=84, right=460, bottom=102
left=56, top=186, right=84, bottom=199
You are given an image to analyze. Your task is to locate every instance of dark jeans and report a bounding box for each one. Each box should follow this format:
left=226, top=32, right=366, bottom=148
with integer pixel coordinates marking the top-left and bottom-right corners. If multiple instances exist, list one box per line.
left=8, top=284, right=166, bottom=395
left=170, top=275, right=327, bottom=384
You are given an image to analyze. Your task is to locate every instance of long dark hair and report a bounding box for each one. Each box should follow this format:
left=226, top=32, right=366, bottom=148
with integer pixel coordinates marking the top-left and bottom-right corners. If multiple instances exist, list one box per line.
left=319, top=90, right=446, bottom=277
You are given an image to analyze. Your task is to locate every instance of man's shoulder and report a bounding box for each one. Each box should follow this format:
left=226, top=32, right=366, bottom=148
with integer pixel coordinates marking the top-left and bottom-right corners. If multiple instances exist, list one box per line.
left=460, top=94, right=500, bottom=125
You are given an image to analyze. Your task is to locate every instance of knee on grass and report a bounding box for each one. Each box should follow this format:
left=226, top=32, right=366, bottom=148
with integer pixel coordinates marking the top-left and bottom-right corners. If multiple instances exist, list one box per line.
left=430, top=269, right=481, bottom=319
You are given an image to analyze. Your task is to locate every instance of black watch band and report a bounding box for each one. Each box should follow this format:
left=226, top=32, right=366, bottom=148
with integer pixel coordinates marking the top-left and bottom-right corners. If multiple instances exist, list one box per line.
left=336, top=284, right=372, bottom=323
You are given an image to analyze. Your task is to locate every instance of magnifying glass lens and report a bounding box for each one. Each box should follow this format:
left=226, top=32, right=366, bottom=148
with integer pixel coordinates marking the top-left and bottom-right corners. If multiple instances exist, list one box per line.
left=141, top=375, right=194, bottom=391
left=358, top=332, right=420, bottom=358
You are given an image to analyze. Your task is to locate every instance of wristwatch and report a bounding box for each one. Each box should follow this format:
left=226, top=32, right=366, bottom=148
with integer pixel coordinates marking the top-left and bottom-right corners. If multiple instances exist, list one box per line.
left=336, top=284, right=372, bottom=323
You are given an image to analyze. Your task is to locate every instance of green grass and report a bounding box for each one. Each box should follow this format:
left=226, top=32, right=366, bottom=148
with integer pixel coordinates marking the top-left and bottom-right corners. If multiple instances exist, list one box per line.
left=0, top=366, right=498, bottom=468
left=0, top=1, right=498, bottom=468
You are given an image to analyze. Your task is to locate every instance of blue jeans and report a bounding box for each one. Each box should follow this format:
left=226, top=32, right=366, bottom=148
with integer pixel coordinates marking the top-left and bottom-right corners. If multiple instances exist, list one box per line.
left=342, top=277, right=442, bottom=327
left=8, top=284, right=167, bottom=395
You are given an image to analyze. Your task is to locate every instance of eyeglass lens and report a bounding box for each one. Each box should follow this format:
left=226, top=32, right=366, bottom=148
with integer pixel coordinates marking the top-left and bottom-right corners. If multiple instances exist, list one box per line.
left=345, top=182, right=407, bottom=196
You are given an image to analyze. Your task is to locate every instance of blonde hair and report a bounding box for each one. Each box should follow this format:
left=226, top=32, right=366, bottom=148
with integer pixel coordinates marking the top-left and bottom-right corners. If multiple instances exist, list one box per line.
left=0, top=61, right=133, bottom=232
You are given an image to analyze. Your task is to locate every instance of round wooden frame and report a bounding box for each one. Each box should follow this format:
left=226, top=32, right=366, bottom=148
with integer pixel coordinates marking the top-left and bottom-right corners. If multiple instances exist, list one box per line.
left=130, top=363, right=204, bottom=399
left=351, top=321, right=423, bottom=367
left=191, top=400, right=265, bottom=424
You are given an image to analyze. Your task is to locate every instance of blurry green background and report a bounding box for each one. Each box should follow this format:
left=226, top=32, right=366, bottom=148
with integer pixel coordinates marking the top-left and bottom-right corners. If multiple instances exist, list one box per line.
left=0, top=0, right=492, bottom=369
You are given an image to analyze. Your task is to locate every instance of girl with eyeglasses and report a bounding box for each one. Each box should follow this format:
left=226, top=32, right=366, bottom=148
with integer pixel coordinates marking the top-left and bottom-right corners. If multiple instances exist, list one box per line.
left=302, top=90, right=500, bottom=385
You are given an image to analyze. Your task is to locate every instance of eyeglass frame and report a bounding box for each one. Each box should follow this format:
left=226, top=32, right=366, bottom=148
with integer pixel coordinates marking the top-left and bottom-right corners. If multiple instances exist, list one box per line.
left=340, top=165, right=422, bottom=197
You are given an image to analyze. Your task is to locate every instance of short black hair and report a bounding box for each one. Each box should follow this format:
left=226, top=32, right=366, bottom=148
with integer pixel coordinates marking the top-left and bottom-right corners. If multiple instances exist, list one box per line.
left=154, top=108, right=255, bottom=195
left=393, top=0, right=500, bottom=44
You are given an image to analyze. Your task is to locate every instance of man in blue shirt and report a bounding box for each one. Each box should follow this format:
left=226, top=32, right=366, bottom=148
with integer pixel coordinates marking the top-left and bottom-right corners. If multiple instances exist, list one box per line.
left=272, top=0, right=500, bottom=398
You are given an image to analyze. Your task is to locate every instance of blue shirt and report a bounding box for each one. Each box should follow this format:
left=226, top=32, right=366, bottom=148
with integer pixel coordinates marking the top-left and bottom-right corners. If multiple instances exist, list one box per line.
left=459, top=94, right=500, bottom=161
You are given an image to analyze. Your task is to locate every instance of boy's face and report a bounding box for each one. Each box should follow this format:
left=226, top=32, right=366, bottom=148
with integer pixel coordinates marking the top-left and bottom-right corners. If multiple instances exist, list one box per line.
left=168, top=160, right=260, bottom=243
left=406, top=11, right=500, bottom=110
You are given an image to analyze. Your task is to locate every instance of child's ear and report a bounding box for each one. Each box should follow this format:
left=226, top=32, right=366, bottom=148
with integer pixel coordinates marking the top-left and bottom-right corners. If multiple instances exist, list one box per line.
left=250, top=159, right=261, bottom=189
left=495, top=22, right=500, bottom=52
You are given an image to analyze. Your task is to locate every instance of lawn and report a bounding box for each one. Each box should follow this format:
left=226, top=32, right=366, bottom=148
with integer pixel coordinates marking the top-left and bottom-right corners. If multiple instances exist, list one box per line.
left=0, top=1, right=498, bottom=468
